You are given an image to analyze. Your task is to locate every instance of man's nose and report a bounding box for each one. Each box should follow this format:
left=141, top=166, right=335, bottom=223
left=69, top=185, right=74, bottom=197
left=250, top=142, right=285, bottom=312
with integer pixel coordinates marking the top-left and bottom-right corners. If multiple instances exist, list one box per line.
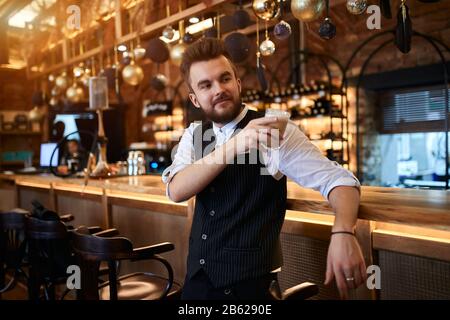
left=212, top=81, right=226, bottom=96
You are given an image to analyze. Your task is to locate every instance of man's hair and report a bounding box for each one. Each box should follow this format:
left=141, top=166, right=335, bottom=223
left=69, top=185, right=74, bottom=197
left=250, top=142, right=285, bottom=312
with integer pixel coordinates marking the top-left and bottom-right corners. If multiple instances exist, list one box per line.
left=180, top=38, right=237, bottom=91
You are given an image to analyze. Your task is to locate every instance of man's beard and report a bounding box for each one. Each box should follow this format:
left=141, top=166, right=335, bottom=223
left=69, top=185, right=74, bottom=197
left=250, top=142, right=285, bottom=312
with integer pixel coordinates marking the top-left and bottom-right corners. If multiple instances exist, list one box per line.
left=201, top=93, right=243, bottom=124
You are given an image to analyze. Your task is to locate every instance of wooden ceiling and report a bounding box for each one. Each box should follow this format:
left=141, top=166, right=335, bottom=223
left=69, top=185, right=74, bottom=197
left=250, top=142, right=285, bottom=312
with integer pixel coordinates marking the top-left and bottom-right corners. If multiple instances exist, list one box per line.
left=0, top=0, right=30, bottom=22
left=2, top=0, right=449, bottom=73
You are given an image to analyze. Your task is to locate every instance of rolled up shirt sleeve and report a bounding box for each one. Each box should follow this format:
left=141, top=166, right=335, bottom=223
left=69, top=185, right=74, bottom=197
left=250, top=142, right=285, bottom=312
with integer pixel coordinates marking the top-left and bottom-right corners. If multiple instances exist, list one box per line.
left=267, top=121, right=360, bottom=199
left=161, top=123, right=198, bottom=199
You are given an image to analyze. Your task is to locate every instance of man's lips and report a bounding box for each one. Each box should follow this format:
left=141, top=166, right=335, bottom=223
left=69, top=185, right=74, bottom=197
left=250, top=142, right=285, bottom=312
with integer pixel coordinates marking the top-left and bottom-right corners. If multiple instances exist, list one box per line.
left=213, top=98, right=232, bottom=107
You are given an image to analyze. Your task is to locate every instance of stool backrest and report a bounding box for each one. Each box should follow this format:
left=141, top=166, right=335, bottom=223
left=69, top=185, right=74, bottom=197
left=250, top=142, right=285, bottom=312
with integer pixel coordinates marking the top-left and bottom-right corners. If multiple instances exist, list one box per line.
left=25, top=215, right=72, bottom=278
left=0, top=210, right=28, bottom=269
left=72, top=229, right=135, bottom=300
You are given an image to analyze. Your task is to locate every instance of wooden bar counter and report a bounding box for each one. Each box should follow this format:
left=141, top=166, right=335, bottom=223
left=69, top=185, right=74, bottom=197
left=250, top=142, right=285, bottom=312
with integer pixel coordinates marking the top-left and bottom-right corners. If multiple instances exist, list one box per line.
left=1, top=173, right=449, bottom=299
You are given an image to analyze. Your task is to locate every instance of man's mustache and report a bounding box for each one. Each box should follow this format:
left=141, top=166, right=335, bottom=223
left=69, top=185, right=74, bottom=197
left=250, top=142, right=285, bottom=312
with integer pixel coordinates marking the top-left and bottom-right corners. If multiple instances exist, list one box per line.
left=212, top=93, right=232, bottom=106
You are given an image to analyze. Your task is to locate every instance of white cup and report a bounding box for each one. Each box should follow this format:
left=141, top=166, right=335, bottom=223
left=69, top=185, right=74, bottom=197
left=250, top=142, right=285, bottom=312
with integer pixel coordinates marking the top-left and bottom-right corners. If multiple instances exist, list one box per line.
left=263, top=109, right=290, bottom=149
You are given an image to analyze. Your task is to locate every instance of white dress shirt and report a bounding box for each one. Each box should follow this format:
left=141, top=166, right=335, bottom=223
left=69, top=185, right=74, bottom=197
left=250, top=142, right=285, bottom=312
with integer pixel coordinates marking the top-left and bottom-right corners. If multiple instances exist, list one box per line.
left=162, top=105, right=360, bottom=200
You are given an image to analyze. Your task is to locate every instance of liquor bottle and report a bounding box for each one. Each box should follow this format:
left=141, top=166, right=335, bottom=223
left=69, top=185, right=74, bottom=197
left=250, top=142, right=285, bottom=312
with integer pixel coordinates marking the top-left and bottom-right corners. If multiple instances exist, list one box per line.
left=299, top=84, right=305, bottom=94
left=274, top=90, right=281, bottom=103
left=292, top=86, right=300, bottom=100
left=286, top=86, right=292, bottom=96
left=315, top=98, right=331, bottom=115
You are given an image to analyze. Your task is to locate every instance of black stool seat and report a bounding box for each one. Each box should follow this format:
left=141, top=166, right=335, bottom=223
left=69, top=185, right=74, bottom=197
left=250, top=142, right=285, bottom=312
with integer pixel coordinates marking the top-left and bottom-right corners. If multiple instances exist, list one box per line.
left=99, top=272, right=181, bottom=300
left=73, top=227, right=181, bottom=300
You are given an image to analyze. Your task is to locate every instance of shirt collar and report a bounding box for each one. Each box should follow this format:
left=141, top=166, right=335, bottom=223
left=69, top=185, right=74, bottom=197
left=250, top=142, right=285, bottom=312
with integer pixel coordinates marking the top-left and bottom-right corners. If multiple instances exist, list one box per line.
left=212, top=104, right=248, bottom=136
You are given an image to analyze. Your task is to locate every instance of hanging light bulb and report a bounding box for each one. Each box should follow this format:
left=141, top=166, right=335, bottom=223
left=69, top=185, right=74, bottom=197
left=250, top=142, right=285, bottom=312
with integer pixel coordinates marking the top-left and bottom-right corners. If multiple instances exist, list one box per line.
left=259, top=22, right=276, bottom=56
left=162, top=3, right=175, bottom=40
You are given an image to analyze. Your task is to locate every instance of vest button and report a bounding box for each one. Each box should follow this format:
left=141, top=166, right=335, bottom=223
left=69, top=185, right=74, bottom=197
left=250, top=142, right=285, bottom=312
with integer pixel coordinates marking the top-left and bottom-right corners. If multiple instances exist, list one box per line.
left=201, top=234, right=207, bottom=240
left=199, top=259, right=205, bottom=265
left=209, top=210, right=215, bottom=217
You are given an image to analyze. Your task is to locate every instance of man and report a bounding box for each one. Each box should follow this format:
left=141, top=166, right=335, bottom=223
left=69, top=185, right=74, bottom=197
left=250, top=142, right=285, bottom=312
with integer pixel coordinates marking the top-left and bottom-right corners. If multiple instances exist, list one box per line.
left=162, top=38, right=366, bottom=300
left=58, top=139, right=88, bottom=174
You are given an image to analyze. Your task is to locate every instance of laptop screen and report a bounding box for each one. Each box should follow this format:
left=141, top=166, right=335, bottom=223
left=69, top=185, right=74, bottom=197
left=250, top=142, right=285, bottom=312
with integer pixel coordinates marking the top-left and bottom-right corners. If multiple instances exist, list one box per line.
left=40, top=143, right=59, bottom=167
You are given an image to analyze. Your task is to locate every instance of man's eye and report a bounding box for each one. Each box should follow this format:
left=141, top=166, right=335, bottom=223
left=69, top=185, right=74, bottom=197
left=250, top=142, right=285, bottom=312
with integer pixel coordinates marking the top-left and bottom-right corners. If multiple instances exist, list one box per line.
left=200, top=84, right=210, bottom=90
left=222, top=77, right=231, bottom=82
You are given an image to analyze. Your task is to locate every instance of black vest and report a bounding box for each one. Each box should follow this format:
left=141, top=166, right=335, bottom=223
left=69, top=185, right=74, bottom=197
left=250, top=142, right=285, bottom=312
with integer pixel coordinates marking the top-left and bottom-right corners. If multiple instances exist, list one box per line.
left=187, top=109, right=287, bottom=288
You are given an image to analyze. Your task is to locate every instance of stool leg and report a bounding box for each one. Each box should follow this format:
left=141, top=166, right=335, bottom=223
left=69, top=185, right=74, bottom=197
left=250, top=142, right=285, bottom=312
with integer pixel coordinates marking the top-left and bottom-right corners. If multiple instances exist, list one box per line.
left=27, top=267, right=41, bottom=300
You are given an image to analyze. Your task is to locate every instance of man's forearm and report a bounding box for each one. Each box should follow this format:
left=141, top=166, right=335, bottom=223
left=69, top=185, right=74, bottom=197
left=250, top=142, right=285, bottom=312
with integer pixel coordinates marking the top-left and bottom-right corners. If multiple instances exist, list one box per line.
left=168, top=138, right=237, bottom=202
left=328, top=186, right=361, bottom=232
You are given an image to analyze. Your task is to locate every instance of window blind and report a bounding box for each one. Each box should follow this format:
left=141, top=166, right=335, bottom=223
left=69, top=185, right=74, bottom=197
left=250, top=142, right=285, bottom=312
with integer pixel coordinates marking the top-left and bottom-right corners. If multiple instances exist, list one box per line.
left=380, top=85, right=449, bottom=133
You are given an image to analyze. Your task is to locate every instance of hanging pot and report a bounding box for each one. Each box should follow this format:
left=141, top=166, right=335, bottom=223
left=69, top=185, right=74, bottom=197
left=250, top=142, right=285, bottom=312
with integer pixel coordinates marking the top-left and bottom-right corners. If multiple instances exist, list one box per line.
left=260, top=38, right=276, bottom=56
left=133, top=45, right=147, bottom=61
left=122, top=61, right=144, bottom=86
left=318, top=0, right=336, bottom=40
left=274, top=20, right=292, bottom=40
left=318, top=18, right=336, bottom=40
left=170, top=42, right=187, bottom=66
left=162, top=25, right=175, bottom=40
left=146, top=38, right=170, bottom=63
left=291, top=0, right=325, bottom=22
left=273, top=0, right=291, bottom=40
left=28, top=106, right=44, bottom=122
left=346, top=0, right=368, bottom=15
left=73, top=65, right=85, bottom=78
left=395, top=1, right=412, bottom=54
left=224, top=32, right=251, bottom=63
left=233, top=9, right=250, bottom=29
left=151, top=73, right=168, bottom=91
left=252, top=0, right=280, bottom=21
left=204, top=27, right=218, bottom=38
left=183, top=32, right=194, bottom=44
left=66, top=84, right=84, bottom=103
left=55, top=72, right=69, bottom=90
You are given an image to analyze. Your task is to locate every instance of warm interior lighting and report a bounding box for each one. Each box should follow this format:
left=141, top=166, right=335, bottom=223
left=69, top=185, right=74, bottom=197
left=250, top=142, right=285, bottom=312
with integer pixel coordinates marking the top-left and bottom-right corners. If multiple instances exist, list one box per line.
left=8, top=0, right=57, bottom=28
left=118, top=45, right=127, bottom=52
left=189, top=17, right=200, bottom=24
left=160, top=18, right=213, bottom=43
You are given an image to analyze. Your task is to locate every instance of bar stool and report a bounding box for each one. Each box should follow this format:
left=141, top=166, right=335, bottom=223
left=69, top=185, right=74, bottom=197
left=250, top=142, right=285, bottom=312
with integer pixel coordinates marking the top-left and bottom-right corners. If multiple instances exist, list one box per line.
left=0, top=208, right=29, bottom=295
left=72, top=227, right=181, bottom=300
left=269, top=280, right=319, bottom=300
left=25, top=215, right=75, bottom=300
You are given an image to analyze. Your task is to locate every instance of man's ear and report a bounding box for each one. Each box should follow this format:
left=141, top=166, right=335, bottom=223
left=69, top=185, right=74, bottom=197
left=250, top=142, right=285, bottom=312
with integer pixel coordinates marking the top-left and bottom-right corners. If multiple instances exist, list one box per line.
left=188, top=92, right=201, bottom=109
left=237, top=78, right=242, bottom=93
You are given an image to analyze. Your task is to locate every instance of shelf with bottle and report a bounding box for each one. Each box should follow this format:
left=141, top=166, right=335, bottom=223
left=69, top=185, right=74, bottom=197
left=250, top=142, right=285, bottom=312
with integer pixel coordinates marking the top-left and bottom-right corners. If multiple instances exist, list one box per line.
left=241, top=81, right=344, bottom=105
left=307, top=131, right=348, bottom=142
left=289, top=95, right=346, bottom=119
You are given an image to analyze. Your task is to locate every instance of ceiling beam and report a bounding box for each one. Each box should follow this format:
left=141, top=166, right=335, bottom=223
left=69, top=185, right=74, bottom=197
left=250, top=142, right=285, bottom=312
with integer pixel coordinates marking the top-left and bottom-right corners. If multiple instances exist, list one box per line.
left=0, top=0, right=31, bottom=22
